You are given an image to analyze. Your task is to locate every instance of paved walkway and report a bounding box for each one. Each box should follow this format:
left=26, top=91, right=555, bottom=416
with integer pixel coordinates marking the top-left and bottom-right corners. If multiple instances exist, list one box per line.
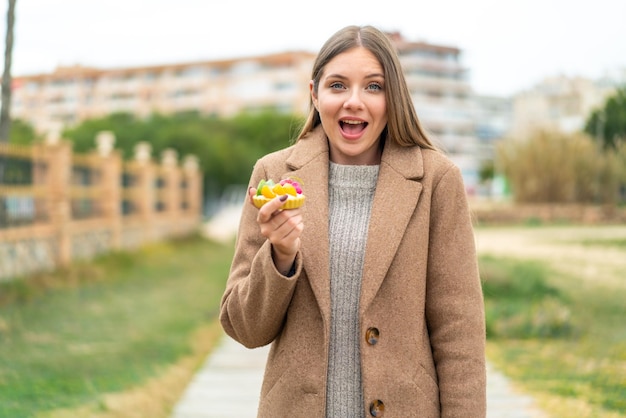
left=171, top=334, right=547, bottom=418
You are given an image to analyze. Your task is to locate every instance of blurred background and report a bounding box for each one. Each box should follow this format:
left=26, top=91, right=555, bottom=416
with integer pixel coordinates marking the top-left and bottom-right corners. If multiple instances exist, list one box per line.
left=1, top=1, right=625, bottom=417
left=2, top=0, right=626, bottom=205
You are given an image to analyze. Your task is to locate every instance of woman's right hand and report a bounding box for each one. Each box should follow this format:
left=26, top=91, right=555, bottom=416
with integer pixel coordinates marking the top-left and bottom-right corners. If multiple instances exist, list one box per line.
left=248, top=187, right=304, bottom=275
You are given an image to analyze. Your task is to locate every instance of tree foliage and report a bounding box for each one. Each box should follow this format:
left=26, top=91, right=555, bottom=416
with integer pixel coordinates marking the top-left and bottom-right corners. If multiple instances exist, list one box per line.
left=497, top=130, right=625, bottom=204
left=584, top=87, right=626, bottom=150
left=61, top=111, right=304, bottom=198
left=7, top=118, right=38, bottom=145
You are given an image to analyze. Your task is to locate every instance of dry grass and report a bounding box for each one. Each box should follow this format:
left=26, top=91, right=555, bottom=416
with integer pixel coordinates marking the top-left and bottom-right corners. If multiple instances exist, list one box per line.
left=479, top=225, right=626, bottom=417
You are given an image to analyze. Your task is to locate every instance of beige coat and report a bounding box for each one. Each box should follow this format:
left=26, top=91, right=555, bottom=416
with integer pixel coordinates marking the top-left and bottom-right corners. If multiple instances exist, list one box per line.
left=220, top=126, right=486, bottom=417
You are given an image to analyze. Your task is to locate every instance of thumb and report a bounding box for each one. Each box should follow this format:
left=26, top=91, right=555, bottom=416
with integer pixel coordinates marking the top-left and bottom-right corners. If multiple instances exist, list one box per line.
left=248, top=187, right=257, bottom=204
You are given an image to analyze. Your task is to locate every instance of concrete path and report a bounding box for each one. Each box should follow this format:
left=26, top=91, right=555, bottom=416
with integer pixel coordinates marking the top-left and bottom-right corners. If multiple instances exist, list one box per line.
left=170, top=336, right=267, bottom=418
left=170, top=334, right=547, bottom=418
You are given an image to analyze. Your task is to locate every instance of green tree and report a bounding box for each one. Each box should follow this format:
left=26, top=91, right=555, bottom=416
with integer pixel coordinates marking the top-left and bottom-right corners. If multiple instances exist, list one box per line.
left=62, top=112, right=154, bottom=158
left=585, top=87, right=626, bottom=150
left=0, top=0, right=17, bottom=226
left=7, top=118, right=38, bottom=144
left=61, top=111, right=303, bottom=199
left=0, top=0, right=16, bottom=142
left=478, top=159, right=495, bottom=183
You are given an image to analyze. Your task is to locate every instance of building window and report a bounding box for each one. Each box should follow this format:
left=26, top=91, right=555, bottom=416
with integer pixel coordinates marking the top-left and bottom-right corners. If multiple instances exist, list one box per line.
left=26, top=82, right=40, bottom=92
left=230, top=61, right=261, bottom=76
left=274, top=81, right=295, bottom=91
left=178, top=66, right=206, bottom=78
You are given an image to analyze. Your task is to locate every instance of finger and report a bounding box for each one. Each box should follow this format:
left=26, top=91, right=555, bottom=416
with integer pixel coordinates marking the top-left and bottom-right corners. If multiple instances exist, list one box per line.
left=272, top=209, right=301, bottom=229
left=272, top=211, right=303, bottom=239
left=247, top=187, right=257, bottom=205
left=257, top=195, right=288, bottom=223
left=280, top=220, right=304, bottom=241
left=259, top=209, right=302, bottom=242
left=271, top=217, right=304, bottom=257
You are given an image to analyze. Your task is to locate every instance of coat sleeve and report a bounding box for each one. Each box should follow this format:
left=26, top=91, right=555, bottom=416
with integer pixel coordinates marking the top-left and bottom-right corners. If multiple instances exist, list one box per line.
left=219, top=160, right=302, bottom=348
left=425, top=163, right=487, bottom=417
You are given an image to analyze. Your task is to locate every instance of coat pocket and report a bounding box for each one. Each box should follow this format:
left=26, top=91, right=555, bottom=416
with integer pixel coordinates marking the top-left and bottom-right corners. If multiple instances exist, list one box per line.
left=258, top=364, right=324, bottom=417
left=412, top=363, right=440, bottom=409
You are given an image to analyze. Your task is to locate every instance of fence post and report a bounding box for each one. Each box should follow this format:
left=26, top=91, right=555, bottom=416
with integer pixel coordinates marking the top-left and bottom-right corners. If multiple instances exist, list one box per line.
left=133, top=142, right=155, bottom=242
left=32, top=142, right=48, bottom=222
left=96, top=131, right=122, bottom=250
left=160, top=148, right=181, bottom=235
left=45, top=135, right=72, bottom=266
left=183, top=155, right=202, bottom=222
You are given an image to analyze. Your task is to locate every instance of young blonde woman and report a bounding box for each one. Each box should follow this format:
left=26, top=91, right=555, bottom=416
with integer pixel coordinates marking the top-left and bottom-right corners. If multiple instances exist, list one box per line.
left=220, top=25, right=486, bottom=417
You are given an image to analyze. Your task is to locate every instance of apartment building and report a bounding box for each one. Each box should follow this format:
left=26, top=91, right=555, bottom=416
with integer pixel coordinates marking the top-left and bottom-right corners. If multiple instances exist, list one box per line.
left=389, top=32, right=481, bottom=192
left=12, top=51, right=316, bottom=136
left=508, top=74, right=621, bottom=139
left=12, top=33, right=481, bottom=191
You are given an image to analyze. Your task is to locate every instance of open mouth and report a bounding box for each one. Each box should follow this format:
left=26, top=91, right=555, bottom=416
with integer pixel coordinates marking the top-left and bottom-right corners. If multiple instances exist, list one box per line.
left=340, top=120, right=368, bottom=135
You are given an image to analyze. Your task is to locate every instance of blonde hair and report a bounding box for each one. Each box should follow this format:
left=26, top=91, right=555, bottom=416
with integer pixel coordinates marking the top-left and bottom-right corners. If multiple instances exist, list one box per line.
left=297, top=25, right=435, bottom=150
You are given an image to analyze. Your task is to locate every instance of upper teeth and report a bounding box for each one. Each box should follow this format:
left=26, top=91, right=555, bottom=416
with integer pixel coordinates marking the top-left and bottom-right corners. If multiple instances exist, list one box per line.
left=343, top=120, right=363, bottom=124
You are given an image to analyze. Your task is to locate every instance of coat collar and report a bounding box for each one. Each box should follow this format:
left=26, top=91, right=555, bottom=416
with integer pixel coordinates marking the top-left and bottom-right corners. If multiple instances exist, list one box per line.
left=284, top=125, right=425, bottom=321
left=286, top=125, right=425, bottom=180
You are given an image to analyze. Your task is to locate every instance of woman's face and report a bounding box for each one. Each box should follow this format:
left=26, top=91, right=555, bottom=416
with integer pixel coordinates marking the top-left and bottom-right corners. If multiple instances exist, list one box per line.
left=311, top=47, right=387, bottom=165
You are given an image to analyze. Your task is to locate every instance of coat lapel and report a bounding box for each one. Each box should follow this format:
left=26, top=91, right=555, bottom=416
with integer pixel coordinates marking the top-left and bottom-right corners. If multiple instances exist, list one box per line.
left=285, top=128, right=332, bottom=328
left=359, top=139, right=424, bottom=313
left=283, top=128, right=426, bottom=324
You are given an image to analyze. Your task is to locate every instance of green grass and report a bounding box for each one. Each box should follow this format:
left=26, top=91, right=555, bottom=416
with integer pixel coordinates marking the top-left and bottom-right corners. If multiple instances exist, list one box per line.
left=576, top=238, right=626, bottom=248
left=481, top=254, right=626, bottom=417
left=0, top=235, right=233, bottom=418
left=481, top=256, right=572, bottom=339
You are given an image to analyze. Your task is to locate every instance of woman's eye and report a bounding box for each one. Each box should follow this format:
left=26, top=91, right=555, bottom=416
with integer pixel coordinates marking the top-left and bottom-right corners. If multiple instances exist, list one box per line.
left=367, top=83, right=383, bottom=91
left=329, top=82, right=345, bottom=90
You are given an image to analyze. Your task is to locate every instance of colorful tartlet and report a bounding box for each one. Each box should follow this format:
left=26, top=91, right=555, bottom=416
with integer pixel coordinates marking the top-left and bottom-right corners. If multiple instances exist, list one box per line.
left=252, top=178, right=305, bottom=209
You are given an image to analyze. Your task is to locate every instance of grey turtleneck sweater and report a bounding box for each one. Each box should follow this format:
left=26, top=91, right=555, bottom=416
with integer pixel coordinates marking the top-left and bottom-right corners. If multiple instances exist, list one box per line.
left=326, top=162, right=380, bottom=418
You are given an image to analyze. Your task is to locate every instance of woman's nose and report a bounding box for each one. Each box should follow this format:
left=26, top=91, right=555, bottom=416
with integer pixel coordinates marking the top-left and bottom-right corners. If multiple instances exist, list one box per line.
left=343, top=89, right=364, bottom=110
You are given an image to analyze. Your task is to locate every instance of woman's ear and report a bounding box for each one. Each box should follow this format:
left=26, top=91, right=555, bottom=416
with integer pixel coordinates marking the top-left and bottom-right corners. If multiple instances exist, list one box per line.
left=309, top=80, right=318, bottom=110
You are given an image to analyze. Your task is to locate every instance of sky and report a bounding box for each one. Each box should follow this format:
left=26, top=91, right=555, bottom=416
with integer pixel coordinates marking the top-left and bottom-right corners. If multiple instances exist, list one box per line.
left=2, top=0, right=626, bottom=97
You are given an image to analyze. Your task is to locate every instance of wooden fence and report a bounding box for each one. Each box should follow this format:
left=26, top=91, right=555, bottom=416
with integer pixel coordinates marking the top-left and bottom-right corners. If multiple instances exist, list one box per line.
left=0, top=131, right=203, bottom=281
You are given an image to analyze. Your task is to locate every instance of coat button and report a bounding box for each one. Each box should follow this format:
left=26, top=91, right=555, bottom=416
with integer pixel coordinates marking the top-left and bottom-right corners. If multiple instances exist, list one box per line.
left=365, top=327, right=380, bottom=345
left=369, top=399, right=385, bottom=416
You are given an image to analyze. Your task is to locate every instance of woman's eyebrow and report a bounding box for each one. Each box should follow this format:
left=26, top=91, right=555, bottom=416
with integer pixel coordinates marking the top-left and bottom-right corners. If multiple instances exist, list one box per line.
left=325, top=73, right=385, bottom=79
